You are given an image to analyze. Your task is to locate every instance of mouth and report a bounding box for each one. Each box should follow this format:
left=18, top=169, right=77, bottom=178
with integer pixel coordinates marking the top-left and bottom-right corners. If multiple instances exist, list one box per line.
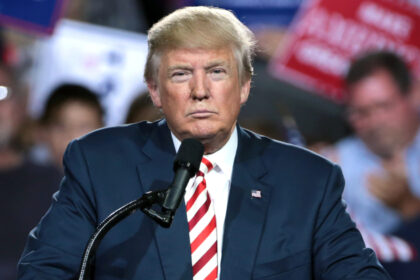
left=187, top=110, right=216, bottom=118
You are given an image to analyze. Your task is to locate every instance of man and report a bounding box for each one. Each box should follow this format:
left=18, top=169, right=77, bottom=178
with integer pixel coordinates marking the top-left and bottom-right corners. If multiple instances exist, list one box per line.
left=326, top=51, right=420, bottom=234
left=18, top=6, right=389, bottom=279
left=322, top=51, right=420, bottom=280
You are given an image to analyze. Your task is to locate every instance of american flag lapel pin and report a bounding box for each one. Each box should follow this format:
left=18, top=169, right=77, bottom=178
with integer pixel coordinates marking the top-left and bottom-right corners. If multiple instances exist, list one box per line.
left=251, top=189, right=262, bottom=199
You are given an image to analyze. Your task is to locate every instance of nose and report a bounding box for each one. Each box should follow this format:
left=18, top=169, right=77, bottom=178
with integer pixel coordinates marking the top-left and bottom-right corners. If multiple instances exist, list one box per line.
left=190, top=71, right=209, bottom=100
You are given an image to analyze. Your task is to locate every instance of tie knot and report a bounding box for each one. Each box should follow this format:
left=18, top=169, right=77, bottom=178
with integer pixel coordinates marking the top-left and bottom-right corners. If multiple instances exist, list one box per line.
left=199, top=157, right=213, bottom=175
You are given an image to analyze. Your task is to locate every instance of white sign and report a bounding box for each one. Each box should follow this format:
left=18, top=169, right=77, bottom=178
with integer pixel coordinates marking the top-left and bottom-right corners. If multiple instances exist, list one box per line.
left=29, top=19, right=149, bottom=125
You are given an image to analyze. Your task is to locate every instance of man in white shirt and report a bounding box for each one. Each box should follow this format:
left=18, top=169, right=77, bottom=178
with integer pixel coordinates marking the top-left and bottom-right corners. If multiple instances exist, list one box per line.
left=325, top=51, right=420, bottom=234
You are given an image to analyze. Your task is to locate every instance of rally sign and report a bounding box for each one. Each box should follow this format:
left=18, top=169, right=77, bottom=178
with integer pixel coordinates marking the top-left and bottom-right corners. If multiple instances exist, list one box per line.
left=0, top=0, right=66, bottom=34
left=192, top=0, right=303, bottom=27
left=28, top=20, right=148, bottom=126
left=270, top=0, right=420, bottom=101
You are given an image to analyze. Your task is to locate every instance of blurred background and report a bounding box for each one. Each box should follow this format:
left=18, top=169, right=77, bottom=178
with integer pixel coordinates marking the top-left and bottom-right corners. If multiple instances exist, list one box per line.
left=1, top=0, right=420, bottom=279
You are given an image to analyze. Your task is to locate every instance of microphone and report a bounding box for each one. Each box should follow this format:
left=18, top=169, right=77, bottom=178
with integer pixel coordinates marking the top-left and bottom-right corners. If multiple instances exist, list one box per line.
left=162, top=138, right=204, bottom=216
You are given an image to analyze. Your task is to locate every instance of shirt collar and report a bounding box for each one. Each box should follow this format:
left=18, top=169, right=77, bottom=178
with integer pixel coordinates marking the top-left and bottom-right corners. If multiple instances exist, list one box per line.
left=170, top=127, right=238, bottom=179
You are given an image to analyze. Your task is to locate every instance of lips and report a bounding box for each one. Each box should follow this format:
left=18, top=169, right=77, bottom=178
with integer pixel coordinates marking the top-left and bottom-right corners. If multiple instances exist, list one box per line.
left=188, top=110, right=216, bottom=118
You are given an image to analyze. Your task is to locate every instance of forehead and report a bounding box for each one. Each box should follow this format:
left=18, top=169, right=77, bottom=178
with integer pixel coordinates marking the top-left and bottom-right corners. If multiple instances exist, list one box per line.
left=160, top=47, right=236, bottom=68
left=348, top=70, right=402, bottom=106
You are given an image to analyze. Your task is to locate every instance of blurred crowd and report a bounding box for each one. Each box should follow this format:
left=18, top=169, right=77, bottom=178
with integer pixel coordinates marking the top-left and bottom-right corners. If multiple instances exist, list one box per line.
left=1, top=1, right=420, bottom=280
left=0, top=57, right=161, bottom=279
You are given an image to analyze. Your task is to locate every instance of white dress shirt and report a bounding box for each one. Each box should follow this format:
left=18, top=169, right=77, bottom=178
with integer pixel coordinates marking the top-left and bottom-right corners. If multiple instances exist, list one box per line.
left=171, top=128, right=238, bottom=277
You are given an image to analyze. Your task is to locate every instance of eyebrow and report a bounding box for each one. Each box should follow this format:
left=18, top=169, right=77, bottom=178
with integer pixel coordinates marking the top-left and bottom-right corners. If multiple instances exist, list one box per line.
left=166, top=60, right=230, bottom=74
left=204, top=60, right=229, bottom=70
left=167, top=65, right=192, bottom=72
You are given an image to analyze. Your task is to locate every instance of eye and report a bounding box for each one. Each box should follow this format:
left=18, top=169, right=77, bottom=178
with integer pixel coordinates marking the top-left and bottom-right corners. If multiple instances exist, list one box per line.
left=212, top=68, right=224, bottom=74
left=170, top=71, right=191, bottom=82
left=209, top=68, right=227, bottom=80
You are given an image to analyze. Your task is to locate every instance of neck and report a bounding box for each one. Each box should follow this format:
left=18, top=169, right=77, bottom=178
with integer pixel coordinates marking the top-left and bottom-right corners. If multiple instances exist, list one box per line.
left=200, top=127, right=236, bottom=155
left=202, top=137, right=230, bottom=155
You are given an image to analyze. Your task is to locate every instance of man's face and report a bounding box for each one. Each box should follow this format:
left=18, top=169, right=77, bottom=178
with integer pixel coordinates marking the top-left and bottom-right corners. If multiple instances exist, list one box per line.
left=347, top=70, right=417, bottom=158
left=148, top=47, right=250, bottom=153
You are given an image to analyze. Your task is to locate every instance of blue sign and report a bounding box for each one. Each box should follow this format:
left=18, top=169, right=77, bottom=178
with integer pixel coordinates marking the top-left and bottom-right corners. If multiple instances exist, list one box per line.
left=0, top=0, right=66, bottom=34
left=190, top=0, right=303, bottom=27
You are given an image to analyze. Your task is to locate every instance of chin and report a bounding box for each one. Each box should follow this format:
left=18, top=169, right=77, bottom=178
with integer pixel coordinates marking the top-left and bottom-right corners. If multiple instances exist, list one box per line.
left=190, top=130, right=218, bottom=142
left=187, top=122, right=216, bottom=136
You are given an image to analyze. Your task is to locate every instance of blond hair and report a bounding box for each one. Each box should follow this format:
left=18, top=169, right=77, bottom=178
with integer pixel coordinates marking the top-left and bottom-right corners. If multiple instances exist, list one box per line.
left=144, top=6, right=256, bottom=85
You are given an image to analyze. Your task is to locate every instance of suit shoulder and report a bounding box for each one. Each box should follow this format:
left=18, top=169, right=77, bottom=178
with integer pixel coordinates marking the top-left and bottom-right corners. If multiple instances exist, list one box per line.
left=243, top=128, right=336, bottom=170
left=63, top=121, right=164, bottom=168
left=76, top=121, right=158, bottom=148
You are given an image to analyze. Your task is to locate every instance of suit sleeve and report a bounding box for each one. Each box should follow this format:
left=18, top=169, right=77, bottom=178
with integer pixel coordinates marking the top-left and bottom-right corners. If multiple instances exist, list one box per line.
left=18, top=140, right=97, bottom=280
left=312, top=164, right=391, bottom=279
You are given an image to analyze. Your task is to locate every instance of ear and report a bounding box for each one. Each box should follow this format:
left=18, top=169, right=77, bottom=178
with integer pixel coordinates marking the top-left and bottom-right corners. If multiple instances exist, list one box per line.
left=240, top=79, right=251, bottom=105
left=147, top=81, right=162, bottom=108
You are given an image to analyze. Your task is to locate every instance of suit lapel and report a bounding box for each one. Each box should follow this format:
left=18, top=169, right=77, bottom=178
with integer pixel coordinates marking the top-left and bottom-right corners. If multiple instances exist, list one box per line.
left=220, top=127, right=272, bottom=279
left=136, top=120, right=193, bottom=280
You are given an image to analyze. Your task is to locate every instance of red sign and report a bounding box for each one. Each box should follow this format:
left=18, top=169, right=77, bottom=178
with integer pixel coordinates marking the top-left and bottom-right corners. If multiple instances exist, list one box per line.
left=270, top=0, right=420, bottom=102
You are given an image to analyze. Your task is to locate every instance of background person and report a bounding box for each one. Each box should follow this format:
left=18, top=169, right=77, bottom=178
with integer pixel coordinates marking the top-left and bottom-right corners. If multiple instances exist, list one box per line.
left=125, top=91, right=162, bottom=124
left=35, top=84, right=105, bottom=170
left=322, top=50, right=420, bottom=279
left=324, top=51, right=420, bottom=234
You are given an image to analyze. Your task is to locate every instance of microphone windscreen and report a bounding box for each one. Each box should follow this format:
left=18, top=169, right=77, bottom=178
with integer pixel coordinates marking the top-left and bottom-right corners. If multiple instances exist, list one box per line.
left=174, top=138, right=204, bottom=174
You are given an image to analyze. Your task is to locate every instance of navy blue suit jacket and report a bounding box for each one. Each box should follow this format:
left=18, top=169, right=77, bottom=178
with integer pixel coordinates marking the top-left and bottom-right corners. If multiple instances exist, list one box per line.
left=18, top=120, right=390, bottom=279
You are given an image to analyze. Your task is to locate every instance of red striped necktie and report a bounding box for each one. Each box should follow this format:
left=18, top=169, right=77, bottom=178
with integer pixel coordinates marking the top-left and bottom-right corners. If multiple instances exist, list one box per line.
left=185, top=157, right=218, bottom=280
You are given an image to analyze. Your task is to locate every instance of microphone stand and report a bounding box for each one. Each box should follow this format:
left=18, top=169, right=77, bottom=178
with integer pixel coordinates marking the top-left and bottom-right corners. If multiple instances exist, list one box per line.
left=78, top=188, right=177, bottom=280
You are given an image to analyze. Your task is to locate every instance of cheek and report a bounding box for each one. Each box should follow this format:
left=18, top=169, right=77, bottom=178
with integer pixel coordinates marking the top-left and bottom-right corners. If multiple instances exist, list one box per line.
left=226, top=91, right=243, bottom=110
left=392, top=106, right=411, bottom=123
left=49, top=132, right=65, bottom=154
left=161, top=85, right=188, bottom=105
left=351, top=118, right=371, bottom=133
